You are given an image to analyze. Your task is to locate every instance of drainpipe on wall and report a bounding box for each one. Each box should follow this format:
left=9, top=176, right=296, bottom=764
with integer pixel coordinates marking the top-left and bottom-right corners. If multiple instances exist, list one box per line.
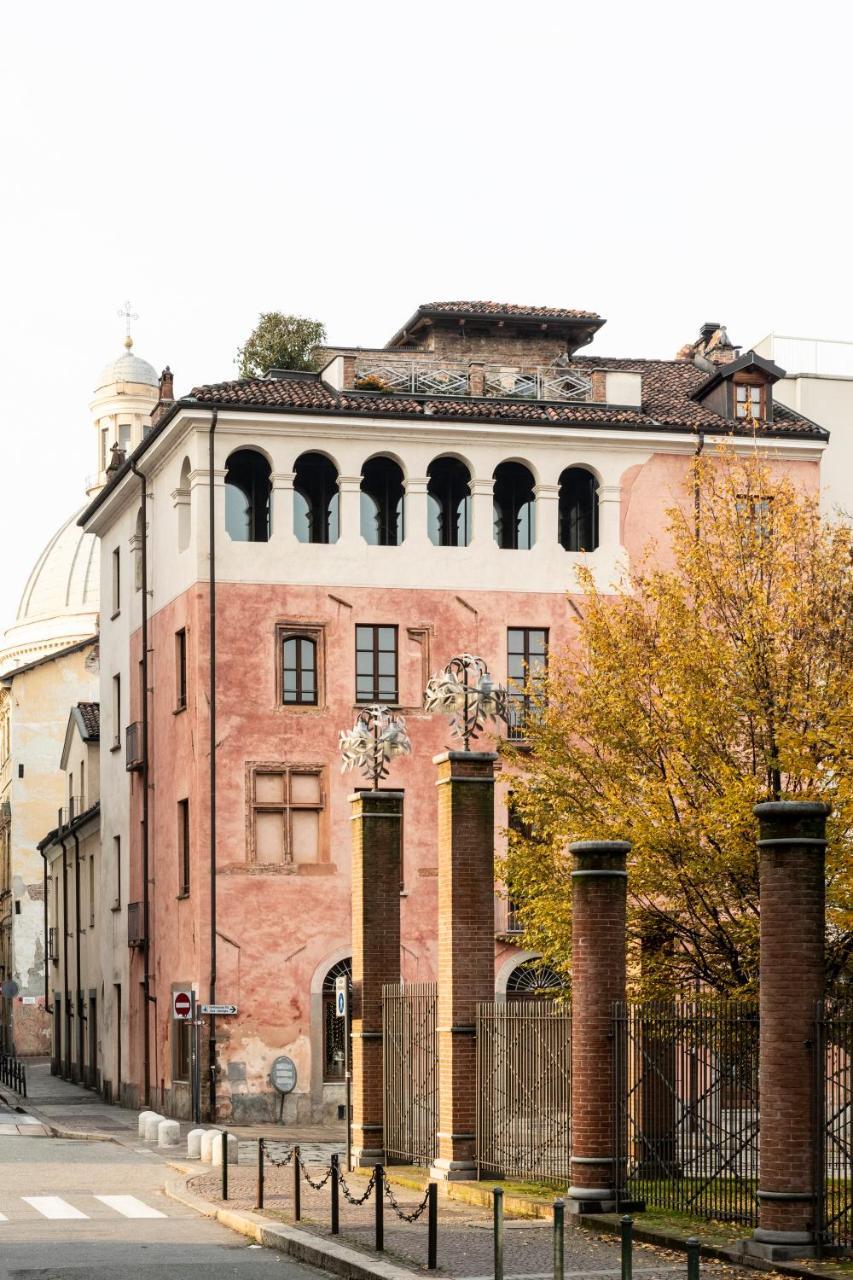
left=60, top=834, right=70, bottom=1078
left=129, top=460, right=151, bottom=1109
left=73, top=830, right=83, bottom=1084
left=694, top=430, right=705, bottom=537
left=207, top=409, right=219, bottom=1121
left=38, top=847, right=51, bottom=1014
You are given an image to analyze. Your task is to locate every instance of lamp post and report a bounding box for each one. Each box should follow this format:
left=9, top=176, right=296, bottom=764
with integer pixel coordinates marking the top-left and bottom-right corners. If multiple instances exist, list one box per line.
left=339, top=705, right=411, bottom=787
left=424, top=653, right=507, bottom=749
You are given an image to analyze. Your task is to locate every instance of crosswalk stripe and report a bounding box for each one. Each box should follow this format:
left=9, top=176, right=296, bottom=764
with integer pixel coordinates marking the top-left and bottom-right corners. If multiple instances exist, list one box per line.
left=23, top=1196, right=88, bottom=1220
left=0, top=1212, right=8, bottom=1222
left=94, top=1194, right=165, bottom=1219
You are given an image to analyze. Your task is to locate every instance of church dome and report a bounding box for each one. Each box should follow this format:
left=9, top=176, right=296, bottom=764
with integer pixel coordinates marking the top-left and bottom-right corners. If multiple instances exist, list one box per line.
left=0, top=509, right=99, bottom=674
left=95, top=347, right=158, bottom=392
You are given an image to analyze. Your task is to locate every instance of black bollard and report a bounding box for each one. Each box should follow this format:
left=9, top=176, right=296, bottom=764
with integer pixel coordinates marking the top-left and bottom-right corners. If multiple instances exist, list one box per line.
left=553, top=1199, right=565, bottom=1280
left=331, top=1153, right=339, bottom=1235
left=257, top=1138, right=264, bottom=1210
left=620, top=1215, right=633, bottom=1280
left=493, top=1187, right=504, bottom=1280
left=374, top=1165, right=384, bottom=1252
left=427, top=1182, right=438, bottom=1271
left=221, top=1131, right=229, bottom=1202
left=293, top=1145, right=301, bottom=1221
left=686, top=1237, right=700, bottom=1280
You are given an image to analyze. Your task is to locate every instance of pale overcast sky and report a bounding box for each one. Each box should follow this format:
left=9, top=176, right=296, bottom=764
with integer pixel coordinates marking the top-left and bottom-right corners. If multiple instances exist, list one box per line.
left=1, top=0, right=851, bottom=629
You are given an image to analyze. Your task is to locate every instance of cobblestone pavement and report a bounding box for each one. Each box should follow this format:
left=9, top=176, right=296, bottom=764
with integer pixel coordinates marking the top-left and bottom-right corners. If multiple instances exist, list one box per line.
left=189, top=1159, right=754, bottom=1280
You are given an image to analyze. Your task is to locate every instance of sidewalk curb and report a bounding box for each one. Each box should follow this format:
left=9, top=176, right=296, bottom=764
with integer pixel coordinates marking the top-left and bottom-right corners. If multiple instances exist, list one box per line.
left=0, top=1084, right=127, bottom=1144
left=164, top=1173, right=427, bottom=1280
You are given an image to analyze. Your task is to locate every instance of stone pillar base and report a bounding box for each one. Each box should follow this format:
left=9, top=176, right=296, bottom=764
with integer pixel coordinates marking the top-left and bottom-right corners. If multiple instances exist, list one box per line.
left=429, top=1157, right=476, bottom=1182
left=351, top=1146, right=385, bottom=1167
left=568, top=1189, right=645, bottom=1215
left=738, top=1230, right=819, bottom=1262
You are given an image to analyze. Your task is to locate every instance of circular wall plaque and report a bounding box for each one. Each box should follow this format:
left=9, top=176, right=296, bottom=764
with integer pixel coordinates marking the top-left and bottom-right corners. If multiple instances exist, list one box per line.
left=270, top=1054, right=297, bottom=1094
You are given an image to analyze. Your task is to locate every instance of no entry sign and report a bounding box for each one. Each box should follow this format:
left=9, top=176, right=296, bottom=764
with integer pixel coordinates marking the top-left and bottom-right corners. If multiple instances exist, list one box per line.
left=173, top=989, right=193, bottom=1020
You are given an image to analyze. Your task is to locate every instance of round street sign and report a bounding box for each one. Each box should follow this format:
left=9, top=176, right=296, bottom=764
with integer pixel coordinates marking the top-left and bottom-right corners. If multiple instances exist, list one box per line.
left=1, top=980, right=19, bottom=999
left=270, top=1055, right=297, bottom=1094
left=173, top=990, right=192, bottom=1021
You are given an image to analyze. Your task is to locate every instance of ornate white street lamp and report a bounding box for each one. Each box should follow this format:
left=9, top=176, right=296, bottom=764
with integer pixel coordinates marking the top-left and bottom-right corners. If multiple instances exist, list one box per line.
left=339, top=704, right=412, bottom=788
left=424, top=653, right=507, bottom=750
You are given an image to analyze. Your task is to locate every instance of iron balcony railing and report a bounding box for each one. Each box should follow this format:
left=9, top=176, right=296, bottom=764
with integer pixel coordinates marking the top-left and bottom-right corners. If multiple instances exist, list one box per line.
left=125, top=722, right=143, bottom=772
left=352, top=359, right=593, bottom=403
left=127, top=901, right=145, bottom=948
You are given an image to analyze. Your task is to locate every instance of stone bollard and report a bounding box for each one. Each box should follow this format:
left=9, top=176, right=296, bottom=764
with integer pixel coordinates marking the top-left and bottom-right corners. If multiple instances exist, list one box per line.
left=143, top=1113, right=165, bottom=1142
left=200, top=1130, right=218, bottom=1163
left=138, top=1110, right=159, bottom=1139
left=211, top=1133, right=238, bottom=1166
left=186, top=1128, right=206, bottom=1160
left=158, top=1119, right=181, bottom=1148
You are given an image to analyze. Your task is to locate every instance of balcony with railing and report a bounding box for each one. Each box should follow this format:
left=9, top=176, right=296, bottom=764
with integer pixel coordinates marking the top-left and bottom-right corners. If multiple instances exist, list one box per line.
left=351, top=357, right=593, bottom=403
left=125, top=722, right=143, bottom=772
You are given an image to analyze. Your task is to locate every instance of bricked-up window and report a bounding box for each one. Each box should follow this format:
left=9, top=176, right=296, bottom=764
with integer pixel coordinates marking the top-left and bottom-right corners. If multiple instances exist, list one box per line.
left=507, top=628, right=548, bottom=740
left=355, top=625, right=398, bottom=703
left=250, top=766, right=324, bottom=865
left=322, top=957, right=352, bottom=1081
left=178, top=799, right=190, bottom=896
left=735, top=383, right=765, bottom=420
left=175, top=629, right=187, bottom=710
left=282, top=636, right=317, bottom=705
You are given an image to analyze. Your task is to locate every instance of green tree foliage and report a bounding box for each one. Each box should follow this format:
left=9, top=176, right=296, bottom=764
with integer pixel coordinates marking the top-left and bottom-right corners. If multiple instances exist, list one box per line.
left=237, top=312, right=326, bottom=378
left=502, top=451, right=853, bottom=996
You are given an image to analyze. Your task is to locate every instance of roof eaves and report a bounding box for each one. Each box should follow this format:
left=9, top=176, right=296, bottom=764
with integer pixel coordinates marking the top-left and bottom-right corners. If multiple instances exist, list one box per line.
left=1, top=635, right=99, bottom=684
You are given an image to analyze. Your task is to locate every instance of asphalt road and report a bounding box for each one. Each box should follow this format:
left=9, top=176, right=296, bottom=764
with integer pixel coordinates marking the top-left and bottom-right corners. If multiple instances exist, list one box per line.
left=0, top=1123, right=327, bottom=1279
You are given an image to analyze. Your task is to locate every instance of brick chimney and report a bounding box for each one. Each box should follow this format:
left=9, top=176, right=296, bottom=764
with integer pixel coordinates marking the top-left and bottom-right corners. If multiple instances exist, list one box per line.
left=676, top=323, right=740, bottom=368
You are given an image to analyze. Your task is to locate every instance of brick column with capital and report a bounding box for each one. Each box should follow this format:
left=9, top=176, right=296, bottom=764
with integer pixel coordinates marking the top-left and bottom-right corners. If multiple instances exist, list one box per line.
left=429, top=751, right=496, bottom=1181
left=745, top=801, right=828, bottom=1262
left=349, top=789, right=403, bottom=1166
left=568, top=839, right=633, bottom=1214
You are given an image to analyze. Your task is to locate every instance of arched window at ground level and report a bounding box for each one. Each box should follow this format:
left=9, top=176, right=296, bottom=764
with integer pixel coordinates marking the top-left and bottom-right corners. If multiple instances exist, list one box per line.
left=506, top=960, right=567, bottom=1002
left=322, top=957, right=352, bottom=1081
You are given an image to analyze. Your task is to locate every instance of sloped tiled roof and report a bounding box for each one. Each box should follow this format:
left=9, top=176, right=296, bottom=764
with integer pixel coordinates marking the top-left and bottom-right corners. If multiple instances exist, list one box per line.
left=76, top=701, right=100, bottom=740
left=187, top=359, right=826, bottom=441
left=421, top=301, right=602, bottom=321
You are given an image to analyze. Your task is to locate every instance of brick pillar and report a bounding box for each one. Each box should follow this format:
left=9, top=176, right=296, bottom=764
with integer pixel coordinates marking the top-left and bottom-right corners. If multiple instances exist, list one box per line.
left=429, top=751, right=496, bottom=1181
left=350, top=789, right=403, bottom=1166
left=568, top=839, right=633, bottom=1214
left=745, top=801, right=827, bottom=1262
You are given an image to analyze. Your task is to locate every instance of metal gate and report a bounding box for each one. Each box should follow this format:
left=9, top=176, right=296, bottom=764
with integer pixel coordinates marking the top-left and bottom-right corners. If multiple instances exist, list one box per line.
left=614, top=1000, right=760, bottom=1225
left=382, top=983, right=437, bottom=1166
left=476, top=1000, right=571, bottom=1186
left=816, top=999, right=853, bottom=1252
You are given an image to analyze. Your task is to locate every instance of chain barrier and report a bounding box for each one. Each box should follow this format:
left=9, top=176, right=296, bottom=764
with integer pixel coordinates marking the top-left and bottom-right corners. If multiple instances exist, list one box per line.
left=297, top=1153, right=333, bottom=1192
left=339, top=1167, right=377, bottom=1205
left=264, top=1146, right=296, bottom=1169
left=383, top=1179, right=432, bottom=1223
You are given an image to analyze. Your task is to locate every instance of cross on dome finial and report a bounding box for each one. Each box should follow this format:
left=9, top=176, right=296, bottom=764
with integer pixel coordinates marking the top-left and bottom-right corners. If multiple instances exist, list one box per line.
left=118, top=300, right=139, bottom=350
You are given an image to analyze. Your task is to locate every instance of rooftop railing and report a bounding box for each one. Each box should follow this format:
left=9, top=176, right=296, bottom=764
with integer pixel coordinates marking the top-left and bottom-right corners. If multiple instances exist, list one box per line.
left=352, top=359, right=593, bottom=403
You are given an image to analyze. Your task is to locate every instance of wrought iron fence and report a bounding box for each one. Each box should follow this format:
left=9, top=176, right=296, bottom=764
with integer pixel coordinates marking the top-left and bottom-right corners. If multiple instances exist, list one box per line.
left=483, top=365, right=592, bottom=403
left=382, top=983, right=438, bottom=1166
left=476, top=999, right=571, bottom=1187
left=816, top=999, right=853, bottom=1252
left=614, top=1000, right=760, bottom=1225
left=354, top=360, right=469, bottom=397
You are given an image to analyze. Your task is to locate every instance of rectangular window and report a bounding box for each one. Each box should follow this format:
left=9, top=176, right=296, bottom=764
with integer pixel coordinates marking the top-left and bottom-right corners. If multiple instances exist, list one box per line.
left=173, top=1014, right=191, bottom=1082
left=118, top=422, right=132, bottom=452
left=175, top=629, right=187, bottom=710
left=100, top=427, right=109, bottom=472
left=178, top=799, right=190, bottom=896
left=355, top=625, right=398, bottom=704
left=735, top=383, right=765, bottom=420
left=282, top=635, right=317, bottom=705
left=507, top=628, right=549, bottom=740
left=112, top=675, right=121, bottom=749
left=88, top=855, right=95, bottom=928
left=111, top=548, right=121, bottom=616
left=250, top=765, right=324, bottom=865
left=113, top=836, right=121, bottom=909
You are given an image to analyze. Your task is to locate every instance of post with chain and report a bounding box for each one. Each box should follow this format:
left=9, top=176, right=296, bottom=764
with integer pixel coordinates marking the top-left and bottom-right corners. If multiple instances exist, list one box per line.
left=257, top=1138, right=264, bottom=1210
left=493, top=1187, right=504, bottom=1280
left=293, top=1145, right=301, bottom=1222
left=686, top=1237, right=700, bottom=1280
left=553, top=1199, right=565, bottom=1280
left=374, top=1165, right=384, bottom=1251
left=427, top=1182, right=438, bottom=1270
left=221, top=1130, right=228, bottom=1202
left=331, top=1153, right=340, bottom=1235
left=620, top=1215, right=632, bottom=1280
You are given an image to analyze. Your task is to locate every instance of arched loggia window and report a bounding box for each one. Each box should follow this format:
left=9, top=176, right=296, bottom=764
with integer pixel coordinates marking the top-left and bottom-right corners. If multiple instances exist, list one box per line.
left=427, top=456, right=471, bottom=547
left=493, top=462, right=535, bottom=549
left=294, top=452, right=339, bottom=544
left=506, top=961, right=567, bottom=1003
left=361, top=457, right=405, bottom=546
left=225, top=449, right=271, bottom=543
left=559, top=467, right=599, bottom=551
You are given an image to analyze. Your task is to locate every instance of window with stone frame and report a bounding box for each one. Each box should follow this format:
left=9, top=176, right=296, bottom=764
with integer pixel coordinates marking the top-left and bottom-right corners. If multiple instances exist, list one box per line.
left=355, top=624, right=398, bottom=704
left=248, top=764, right=325, bottom=866
left=276, top=623, right=325, bottom=708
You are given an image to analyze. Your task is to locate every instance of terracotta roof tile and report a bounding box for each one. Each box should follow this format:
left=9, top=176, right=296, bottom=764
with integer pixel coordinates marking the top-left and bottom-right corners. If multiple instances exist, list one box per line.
left=188, top=359, right=826, bottom=441
left=76, top=701, right=100, bottom=740
left=421, top=301, right=602, bottom=321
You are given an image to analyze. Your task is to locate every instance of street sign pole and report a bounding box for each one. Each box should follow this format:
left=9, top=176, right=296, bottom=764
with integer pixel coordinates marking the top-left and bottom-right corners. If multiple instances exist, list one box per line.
left=334, top=976, right=351, bottom=1173
left=191, top=990, right=200, bottom=1125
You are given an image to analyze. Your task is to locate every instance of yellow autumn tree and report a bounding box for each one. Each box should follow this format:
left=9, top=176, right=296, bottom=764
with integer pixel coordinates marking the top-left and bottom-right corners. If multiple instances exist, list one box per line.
left=502, top=449, right=853, bottom=995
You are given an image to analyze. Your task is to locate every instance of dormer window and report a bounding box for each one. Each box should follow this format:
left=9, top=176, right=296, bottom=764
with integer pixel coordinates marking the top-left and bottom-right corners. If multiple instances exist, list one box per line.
left=735, top=384, right=765, bottom=420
